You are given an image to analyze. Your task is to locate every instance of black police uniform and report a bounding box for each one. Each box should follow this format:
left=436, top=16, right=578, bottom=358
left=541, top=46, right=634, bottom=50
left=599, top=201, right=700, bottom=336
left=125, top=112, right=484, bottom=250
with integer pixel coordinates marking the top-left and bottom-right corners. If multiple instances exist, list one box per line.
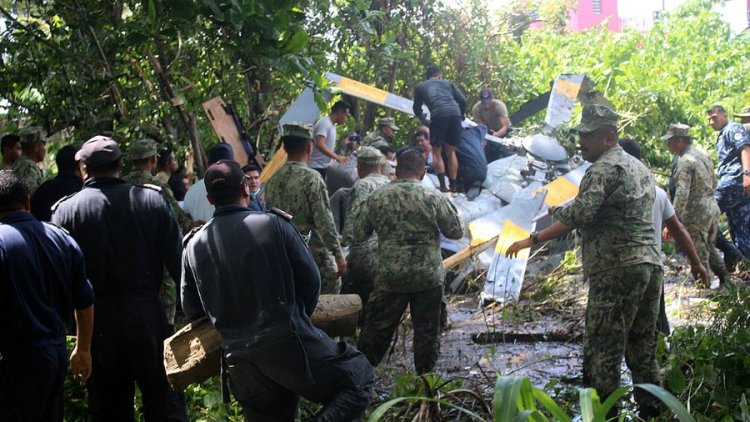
left=52, top=176, right=184, bottom=421
left=0, top=211, right=94, bottom=421
left=182, top=205, right=375, bottom=421
left=30, top=172, right=83, bottom=221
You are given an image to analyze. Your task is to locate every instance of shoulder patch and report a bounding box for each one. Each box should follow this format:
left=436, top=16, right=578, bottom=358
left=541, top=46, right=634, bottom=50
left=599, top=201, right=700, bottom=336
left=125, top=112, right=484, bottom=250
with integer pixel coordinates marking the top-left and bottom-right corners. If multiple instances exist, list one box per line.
left=50, top=192, right=77, bottom=213
left=182, top=224, right=204, bottom=247
left=268, top=207, right=293, bottom=221
left=734, top=132, right=743, bottom=141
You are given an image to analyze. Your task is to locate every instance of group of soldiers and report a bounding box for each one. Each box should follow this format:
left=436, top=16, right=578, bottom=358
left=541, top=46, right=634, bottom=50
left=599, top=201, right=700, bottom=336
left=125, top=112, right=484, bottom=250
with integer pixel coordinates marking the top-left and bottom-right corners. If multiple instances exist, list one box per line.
left=3, top=68, right=750, bottom=420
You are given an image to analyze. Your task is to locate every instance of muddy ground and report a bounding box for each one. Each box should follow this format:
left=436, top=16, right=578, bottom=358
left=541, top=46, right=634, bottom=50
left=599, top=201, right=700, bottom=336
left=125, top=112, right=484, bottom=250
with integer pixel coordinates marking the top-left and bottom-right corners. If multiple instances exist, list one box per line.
left=370, top=248, right=719, bottom=401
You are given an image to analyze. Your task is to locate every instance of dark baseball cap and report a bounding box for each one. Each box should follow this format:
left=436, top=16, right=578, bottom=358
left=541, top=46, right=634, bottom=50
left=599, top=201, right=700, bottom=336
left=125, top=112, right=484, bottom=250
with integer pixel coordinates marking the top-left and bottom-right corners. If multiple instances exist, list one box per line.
left=207, top=143, right=234, bottom=165
left=479, top=87, right=494, bottom=103
left=75, top=136, right=122, bottom=167
left=205, top=160, right=245, bottom=204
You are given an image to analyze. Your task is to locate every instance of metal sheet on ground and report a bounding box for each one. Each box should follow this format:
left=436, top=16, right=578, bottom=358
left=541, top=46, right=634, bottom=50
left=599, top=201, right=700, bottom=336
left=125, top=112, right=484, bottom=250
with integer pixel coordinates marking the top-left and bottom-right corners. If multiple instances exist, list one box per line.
left=202, top=97, right=249, bottom=166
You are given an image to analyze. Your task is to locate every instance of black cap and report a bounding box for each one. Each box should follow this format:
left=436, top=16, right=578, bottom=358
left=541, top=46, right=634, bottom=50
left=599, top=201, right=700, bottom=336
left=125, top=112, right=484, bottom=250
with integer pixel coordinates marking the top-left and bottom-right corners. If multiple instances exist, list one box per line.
left=479, top=87, right=494, bottom=103
left=205, top=160, right=245, bottom=204
left=207, top=143, right=234, bottom=165
left=75, top=136, right=122, bottom=167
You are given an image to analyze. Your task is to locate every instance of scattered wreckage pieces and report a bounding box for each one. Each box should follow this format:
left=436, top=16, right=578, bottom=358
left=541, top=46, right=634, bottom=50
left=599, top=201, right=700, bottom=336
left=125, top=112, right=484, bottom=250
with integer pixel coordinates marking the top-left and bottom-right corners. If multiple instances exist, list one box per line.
left=164, top=294, right=362, bottom=391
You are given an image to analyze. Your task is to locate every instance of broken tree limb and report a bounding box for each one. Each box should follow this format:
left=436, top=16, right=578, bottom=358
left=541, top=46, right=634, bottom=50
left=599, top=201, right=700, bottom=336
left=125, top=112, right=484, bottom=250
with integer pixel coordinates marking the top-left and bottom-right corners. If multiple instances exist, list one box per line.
left=471, top=331, right=582, bottom=344
left=443, top=235, right=500, bottom=271
left=164, top=294, right=362, bottom=391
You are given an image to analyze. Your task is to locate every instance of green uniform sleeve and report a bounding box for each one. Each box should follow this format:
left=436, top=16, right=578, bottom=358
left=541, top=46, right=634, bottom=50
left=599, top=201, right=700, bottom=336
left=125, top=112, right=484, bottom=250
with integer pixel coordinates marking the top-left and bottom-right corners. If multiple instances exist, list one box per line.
left=342, top=185, right=363, bottom=245
left=553, top=166, right=616, bottom=228
left=353, top=197, right=374, bottom=243
left=435, top=193, right=464, bottom=239
left=672, top=158, right=692, bottom=221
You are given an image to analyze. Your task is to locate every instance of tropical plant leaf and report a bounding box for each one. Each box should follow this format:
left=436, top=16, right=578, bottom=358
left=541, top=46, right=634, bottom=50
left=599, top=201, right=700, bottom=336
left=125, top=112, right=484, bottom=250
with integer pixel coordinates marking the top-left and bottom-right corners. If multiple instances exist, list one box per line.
left=635, top=384, right=696, bottom=422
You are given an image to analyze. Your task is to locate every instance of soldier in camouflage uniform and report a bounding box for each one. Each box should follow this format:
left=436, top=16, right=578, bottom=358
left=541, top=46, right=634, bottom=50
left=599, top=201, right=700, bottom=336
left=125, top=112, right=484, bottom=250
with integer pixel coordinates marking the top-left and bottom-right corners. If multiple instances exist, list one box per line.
left=506, top=103, right=668, bottom=418
left=341, top=146, right=390, bottom=310
left=355, top=149, right=463, bottom=374
left=362, top=117, right=399, bottom=147
left=123, top=138, right=190, bottom=327
left=663, top=123, right=728, bottom=286
left=12, top=126, right=46, bottom=194
left=265, top=123, right=346, bottom=294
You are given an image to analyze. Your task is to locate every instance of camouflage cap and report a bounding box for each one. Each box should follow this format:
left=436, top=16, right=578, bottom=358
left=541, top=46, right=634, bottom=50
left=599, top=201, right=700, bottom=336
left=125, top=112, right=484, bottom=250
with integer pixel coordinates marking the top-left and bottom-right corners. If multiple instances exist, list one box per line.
left=571, top=104, right=619, bottom=133
left=660, top=123, right=691, bottom=141
left=281, top=122, right=313, bottom=139
left=735, top=106, right=750, bottom=118
left=370, top=139, right=390, bottom=150
left=127, top=138, right=158, bottom=160
left=18, top=126, right=46, bottom=145
left=378, top=117, right=399, bottom=131
left=356, top=146, right=383, bottom=165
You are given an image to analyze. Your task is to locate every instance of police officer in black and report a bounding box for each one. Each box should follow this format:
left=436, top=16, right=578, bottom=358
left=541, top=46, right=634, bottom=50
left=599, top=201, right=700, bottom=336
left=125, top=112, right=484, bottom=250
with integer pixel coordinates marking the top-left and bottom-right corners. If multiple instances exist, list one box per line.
left=0, top=170, right=94, bottom=421
left=181, top=160, right=375, bottom=421
left=51, top=136, right=186, bottom=421
left=30, top=144, right=83, bottom=221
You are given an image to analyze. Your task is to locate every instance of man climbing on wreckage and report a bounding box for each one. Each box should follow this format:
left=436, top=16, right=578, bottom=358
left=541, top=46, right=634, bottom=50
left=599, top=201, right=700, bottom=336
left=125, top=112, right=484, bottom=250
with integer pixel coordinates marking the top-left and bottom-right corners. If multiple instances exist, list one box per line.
left=505, top=102, right=694, bottom=419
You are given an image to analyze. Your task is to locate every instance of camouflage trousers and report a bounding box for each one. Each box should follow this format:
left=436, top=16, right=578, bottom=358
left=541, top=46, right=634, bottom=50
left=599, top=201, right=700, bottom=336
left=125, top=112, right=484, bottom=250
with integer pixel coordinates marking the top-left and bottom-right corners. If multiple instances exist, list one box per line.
left=717, top=185, right=750, bottom=259
left=357, top=286, right=443, bottom=374
left=584, top=263, right=662, bottom=410
left=685, top=218, right=728, bottom=284
left=160, top=268, right=177, bottom=326
left=310, top=247, right=341, bottom=294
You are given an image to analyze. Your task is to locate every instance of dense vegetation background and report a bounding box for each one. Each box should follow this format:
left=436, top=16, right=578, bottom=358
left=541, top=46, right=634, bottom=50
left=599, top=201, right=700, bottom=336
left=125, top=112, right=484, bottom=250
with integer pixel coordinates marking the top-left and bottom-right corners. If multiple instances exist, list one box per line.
left=1, top=0, right=748, bottom=176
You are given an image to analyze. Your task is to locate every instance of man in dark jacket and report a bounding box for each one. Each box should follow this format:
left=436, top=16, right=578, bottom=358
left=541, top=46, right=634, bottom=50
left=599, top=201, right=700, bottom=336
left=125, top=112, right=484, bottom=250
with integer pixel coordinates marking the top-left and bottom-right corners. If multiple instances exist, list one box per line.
left=182, top=159, right=374, bottom=421
left=31, top=144, right=82, bottom=221
left=52, top=136, right=186, bottom=421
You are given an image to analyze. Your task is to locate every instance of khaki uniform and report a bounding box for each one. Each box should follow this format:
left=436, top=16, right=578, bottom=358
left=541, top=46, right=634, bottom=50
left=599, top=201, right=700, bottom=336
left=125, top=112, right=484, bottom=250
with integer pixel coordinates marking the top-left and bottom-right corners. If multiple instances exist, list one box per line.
left=672, top=147, right=727, bottom=281
left=265, top=161, right=343, bottom=294
left=355, top=179, right=463, bottom=373
left=553, top=144, right=662, bottom=407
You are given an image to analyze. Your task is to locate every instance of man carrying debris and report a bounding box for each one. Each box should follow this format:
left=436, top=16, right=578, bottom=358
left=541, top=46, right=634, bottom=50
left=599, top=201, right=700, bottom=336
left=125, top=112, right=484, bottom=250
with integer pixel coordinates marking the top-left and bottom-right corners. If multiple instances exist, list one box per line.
left=362, top=117, right=399, bottom=147
left=707, top=105, right=750, bottom=259
left=341, top=146, right=390, bottom=313
left=505, top=104, right=669, bottom=418
left=413, top=66, right=467, bottom=192
left=265, top=123, right=346, bottom=294
left=181, top=160, right=374, bottom=421
left=662, top=124, right=729, bottom=287
left=355, top=149, right=463, bottom=374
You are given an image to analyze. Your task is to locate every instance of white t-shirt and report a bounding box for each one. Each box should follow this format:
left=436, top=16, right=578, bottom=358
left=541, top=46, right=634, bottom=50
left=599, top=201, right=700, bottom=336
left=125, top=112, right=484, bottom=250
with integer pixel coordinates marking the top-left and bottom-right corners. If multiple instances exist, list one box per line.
left=653, top=186, right=675, bottom=253
left=183, top=179, right=215, bottom=222
left=309, top=115, right=337, bottom=169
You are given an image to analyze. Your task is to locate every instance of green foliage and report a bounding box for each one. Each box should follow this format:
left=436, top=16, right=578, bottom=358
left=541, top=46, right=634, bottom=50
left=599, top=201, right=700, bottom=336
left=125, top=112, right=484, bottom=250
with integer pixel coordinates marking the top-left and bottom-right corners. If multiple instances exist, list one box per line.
left=660, top=285, right=750, bottom=420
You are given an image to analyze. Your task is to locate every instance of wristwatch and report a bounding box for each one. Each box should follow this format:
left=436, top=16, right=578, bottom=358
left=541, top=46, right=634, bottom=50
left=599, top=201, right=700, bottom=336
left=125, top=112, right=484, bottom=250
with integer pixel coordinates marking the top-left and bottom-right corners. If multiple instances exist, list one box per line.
left=742, top=169, right=750, bottom=176
left=530, top=231, right=540, bottom=244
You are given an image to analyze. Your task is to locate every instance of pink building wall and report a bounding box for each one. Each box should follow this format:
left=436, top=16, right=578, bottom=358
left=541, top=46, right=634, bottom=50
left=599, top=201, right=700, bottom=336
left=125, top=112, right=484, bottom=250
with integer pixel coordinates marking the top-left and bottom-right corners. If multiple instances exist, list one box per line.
left=568, top=0, right=621, bottom=32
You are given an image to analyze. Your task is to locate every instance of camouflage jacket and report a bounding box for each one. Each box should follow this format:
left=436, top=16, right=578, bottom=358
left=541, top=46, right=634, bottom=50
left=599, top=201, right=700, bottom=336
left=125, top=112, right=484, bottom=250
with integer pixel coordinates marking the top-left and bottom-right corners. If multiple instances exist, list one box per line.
left=123, top=169, right=192, bottom=232
left=343, top=173, right=390, bottom=254
left=362, top=131, right=388, bottom=147
left=265, top=161, right=343, bottom=258
left=354, top=178, right=463, bottom=293
left=552, top=145, right=660, bottom=277
left=672, top=147, right=720, bottom=227
left=13, top=155, right=43, bottom=194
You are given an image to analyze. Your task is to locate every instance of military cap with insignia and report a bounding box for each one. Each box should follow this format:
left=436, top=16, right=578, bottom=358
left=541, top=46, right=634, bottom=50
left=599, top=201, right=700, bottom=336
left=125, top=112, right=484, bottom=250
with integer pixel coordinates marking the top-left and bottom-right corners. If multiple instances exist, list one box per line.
left=127, top=138, right=158, bottom=160
left=281, top=123, right=314, bottom=139
left=660, top=123, right=691, bottom=141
